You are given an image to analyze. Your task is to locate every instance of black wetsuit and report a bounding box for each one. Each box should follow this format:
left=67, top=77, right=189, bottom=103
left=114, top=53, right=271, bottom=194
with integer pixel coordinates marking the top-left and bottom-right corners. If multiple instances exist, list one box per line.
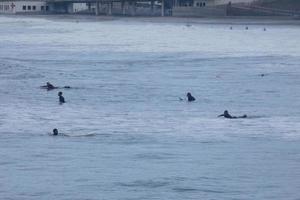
left=41, top=84, right=56, bottom=90
left=188, top=96, right=195, bottom=102
left=187, top=94, right=196, bottom=102
left=47, top=84, right=55, bottom=90
left=41, top=83, right=70, bottom=90
left=219, top=113, right=235, bottom=119
left=59, top=96, right=65, bottom=103
left=219, top=112, right=247, bottom=119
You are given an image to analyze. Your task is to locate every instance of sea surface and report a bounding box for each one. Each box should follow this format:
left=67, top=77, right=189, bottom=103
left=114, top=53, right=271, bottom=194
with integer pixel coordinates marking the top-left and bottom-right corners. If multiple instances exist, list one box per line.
left=0, top=15, right=300, bottom=200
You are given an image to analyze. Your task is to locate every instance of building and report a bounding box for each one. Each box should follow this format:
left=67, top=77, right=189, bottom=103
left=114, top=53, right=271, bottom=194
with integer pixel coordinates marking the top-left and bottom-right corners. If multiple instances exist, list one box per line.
left=176, top=0, right=254, bottom=7
left=173, top=0, right=255, bottom=16
left=0, top=1, right=48, bottom=14
left=0, top=0, right=88, bottom=14
left=48, top=2, right=88, bottom=13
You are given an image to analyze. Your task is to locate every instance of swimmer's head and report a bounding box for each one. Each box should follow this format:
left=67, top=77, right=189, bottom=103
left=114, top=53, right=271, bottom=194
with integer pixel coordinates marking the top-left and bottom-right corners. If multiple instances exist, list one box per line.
left=58, top=91, right=63, bottom=96
left=187, top=92, right=192, bottom=97
left=224, top=110, right=229, bottom=115
left=53, top=128, right=58, bottom=136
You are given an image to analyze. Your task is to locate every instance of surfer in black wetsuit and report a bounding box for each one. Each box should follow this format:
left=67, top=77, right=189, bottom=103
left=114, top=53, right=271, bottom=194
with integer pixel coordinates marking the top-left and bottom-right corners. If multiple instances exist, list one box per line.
left=58, top=91, right=65, bottom=104
left=40, top=82, right=57, bottom=90
left=41, top=82, right=71, bottom=90
left=187, top=92, right=196, bottom=102
left=53, top=128, right=58, bottom=136
left=46, top=82, right=55, bottom=90
left=218, top=110, right=247, bottom=119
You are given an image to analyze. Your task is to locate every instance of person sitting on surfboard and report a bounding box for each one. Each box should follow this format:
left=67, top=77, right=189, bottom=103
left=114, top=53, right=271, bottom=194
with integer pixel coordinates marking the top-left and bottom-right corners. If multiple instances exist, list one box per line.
left=218, top=110, right=247, bottom=119
left=187, top=92, right=196, bottom=102
left=58, top=91, right=65, bottom=104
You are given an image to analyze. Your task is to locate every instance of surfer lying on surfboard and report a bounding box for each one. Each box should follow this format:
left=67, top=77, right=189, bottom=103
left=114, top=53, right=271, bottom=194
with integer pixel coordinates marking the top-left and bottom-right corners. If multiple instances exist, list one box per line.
left=50, top=128, right=95, bottom=137
left=40, top=82, right=71, bottom=90
left=218, top=110, right=247, bottom=119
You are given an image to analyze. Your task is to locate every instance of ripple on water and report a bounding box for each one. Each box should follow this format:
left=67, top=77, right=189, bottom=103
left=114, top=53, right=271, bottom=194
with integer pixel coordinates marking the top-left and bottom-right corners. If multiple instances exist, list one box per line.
left=134, top=152, right=176, bottom=160
left=116, top=180, right=170, bottom=189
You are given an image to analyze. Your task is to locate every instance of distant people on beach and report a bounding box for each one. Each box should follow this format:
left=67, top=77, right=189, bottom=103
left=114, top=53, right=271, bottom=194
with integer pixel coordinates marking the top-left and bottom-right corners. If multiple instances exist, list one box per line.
left=40, top=82, right=71, bottom=90
left=187, top=92, right=196, bottom=102
left=218, top=110, right=247, bottom=119
left=58, top=91, right=65, bottom=104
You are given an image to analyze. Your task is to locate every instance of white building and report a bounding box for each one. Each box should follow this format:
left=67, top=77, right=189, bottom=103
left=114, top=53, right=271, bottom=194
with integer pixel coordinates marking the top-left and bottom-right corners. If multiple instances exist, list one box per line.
left=193, top=0, right=254, bottom=7
left=72, top=3, right=88, bottom=13
left=0, top=1, right=48, bottom=14
left=0, top=0, right=88, bottom=14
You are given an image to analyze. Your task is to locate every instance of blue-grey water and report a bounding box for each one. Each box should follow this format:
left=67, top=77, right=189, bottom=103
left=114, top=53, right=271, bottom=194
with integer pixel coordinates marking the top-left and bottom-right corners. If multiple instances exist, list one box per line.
left=0, top=16, right=300, bottom=200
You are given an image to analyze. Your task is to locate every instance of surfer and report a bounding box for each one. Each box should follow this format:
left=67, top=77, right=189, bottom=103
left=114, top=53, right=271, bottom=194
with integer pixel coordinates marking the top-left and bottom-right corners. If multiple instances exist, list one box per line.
left=40, top=82, right=57, bottom=90
left=52, top=128, right=59, bottom=136
left=58, top=91, right=65, bottom=104
left=187, top=92, right=196, bottom=102
left=218, top=110, right=247, bottom=119
left=50, top=129, right=94, bottom=137
left=51, top=128, right=68, bottom=136
left=40, top=82, right=71, bottom=90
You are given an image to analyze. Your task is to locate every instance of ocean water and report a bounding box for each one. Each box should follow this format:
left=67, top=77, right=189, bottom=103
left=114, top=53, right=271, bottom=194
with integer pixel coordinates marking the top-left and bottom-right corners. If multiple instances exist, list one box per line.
left=0, top=16, right=300, bottom=200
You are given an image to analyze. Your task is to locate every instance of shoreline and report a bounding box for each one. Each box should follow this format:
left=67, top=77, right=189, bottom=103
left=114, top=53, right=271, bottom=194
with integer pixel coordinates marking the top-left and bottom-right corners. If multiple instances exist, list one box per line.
left=1, top=14, right=300, bottom=25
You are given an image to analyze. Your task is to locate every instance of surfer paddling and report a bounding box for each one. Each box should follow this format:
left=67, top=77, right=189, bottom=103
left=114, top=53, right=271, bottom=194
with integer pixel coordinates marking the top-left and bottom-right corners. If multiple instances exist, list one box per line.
left=50, top=129, right=95, bottom=137
left=40, top=82, right=57, bottom=90
left=40, top=82, right=71, bottom=90
left=51, top=129, right=68, bottom=136
left=218, top=110, right=247, bottom=119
